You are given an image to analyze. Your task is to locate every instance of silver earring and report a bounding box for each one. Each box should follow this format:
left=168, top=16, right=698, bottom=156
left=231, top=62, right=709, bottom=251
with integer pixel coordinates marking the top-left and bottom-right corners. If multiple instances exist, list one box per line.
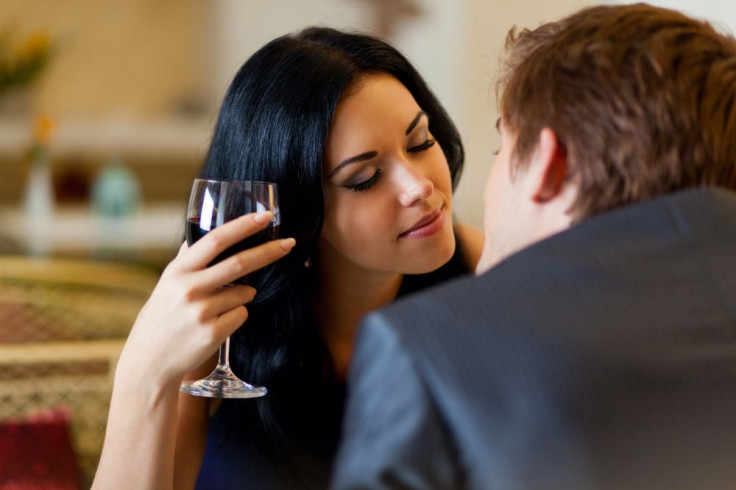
left=304, top=257, right=312, bottom=268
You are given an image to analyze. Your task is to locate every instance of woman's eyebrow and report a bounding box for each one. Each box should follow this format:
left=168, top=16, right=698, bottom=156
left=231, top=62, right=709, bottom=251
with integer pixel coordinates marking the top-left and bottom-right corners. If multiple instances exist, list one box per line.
left=329, top=151, right=378, bottom=178
left=406, top=111, right=428, bottom=135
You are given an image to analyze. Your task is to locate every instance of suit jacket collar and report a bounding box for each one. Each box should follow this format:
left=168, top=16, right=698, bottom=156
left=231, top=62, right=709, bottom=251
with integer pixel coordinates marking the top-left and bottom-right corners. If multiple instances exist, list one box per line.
left=485, top=187, right=736, bottom=278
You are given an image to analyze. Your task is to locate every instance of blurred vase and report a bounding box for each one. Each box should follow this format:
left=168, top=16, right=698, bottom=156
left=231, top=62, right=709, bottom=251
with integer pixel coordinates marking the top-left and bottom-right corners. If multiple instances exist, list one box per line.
left=91, top=157, right=141, bottom=218
left=22, top=145, right=55, bottom=256
left=90, top=157, right=142, bottom=260
left=23, top=150, right=54, bottom=217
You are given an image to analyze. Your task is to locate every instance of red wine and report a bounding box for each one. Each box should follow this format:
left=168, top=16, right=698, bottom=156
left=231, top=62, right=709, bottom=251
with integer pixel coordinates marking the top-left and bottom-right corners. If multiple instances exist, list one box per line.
left=186, top=216, right=279, bottom=265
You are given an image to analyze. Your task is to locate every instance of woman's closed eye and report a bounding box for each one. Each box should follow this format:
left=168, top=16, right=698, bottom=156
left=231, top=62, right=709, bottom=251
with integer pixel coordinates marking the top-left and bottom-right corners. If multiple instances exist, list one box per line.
left=344, top=169, right=382, bottom=192
left=408, top=138, right=436, bottom=154
left=341, top=135, right=435, bottom=192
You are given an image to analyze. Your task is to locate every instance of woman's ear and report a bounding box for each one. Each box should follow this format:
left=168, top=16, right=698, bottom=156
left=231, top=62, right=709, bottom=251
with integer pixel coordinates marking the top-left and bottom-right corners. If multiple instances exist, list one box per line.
left=530, top=128, right=568, bottom=203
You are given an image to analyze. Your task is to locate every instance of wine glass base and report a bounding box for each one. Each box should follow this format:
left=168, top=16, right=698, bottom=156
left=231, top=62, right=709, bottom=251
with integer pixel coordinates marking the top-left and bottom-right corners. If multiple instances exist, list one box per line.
left=180, top=367, right=267, bottom=399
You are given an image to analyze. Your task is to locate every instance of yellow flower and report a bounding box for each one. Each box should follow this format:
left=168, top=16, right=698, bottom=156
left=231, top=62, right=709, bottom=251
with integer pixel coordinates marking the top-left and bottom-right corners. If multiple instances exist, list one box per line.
left=0, top=29, right=55, bottom=93
left=33, top=114, right=55, bottom=145
left=17, top=31, right=52, bottom=62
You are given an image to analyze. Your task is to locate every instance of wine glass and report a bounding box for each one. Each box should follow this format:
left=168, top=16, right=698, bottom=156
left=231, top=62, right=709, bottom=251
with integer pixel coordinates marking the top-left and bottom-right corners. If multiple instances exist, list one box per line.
left=180, top=178, right=279, bottom=398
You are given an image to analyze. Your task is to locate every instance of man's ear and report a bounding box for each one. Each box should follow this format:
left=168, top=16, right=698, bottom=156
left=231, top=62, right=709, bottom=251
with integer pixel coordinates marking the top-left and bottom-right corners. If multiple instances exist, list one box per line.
left=530, top=128, right=567, bottom=203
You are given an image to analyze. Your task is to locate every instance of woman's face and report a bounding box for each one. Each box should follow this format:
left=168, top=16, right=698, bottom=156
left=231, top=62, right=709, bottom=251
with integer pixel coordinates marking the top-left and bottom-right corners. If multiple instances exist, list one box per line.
left=319, top=72, right=455, bottom=274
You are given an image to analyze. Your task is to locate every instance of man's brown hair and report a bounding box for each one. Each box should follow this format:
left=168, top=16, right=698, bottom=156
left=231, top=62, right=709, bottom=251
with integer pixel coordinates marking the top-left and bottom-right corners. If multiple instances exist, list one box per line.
left=498, top=3, right=736, bottom=221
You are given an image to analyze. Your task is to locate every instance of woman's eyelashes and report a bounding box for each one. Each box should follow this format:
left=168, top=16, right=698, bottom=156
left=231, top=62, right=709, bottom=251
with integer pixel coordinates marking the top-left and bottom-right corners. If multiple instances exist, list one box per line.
left=408, top=138, right=436, bottom=153
left=345, top=169, right=382, bottom=192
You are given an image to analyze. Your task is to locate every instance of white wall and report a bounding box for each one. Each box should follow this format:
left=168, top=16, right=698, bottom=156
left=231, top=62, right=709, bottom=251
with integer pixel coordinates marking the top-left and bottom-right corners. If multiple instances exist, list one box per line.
left=455, top=0, right=594, bottom=227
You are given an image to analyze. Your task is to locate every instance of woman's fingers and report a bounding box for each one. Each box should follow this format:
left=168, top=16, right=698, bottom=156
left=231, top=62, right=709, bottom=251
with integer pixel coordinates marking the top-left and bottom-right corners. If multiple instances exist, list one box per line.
left=176, top=211, right=275, bottom=272
left=198, top=285, right=256, bottom=320
left=195, top=237, right=296, bottom=291
left=213, top=305, right=249, bottom=339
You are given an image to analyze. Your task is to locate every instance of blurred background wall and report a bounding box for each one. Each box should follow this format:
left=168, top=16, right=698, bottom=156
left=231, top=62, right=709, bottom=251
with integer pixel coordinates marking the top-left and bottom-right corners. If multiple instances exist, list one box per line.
left=2, top=0, right=212, bottom=118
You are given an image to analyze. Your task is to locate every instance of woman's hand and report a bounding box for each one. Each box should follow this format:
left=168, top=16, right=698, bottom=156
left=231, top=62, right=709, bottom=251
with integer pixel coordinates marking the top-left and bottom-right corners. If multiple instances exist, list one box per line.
left=116, top=211, right=295, bottom=391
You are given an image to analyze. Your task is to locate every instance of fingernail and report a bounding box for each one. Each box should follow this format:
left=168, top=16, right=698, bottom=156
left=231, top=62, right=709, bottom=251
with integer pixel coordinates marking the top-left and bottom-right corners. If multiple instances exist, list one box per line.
left=253, top=211, right=273, bottom=224
left=279, top=238, right=296, bottom=251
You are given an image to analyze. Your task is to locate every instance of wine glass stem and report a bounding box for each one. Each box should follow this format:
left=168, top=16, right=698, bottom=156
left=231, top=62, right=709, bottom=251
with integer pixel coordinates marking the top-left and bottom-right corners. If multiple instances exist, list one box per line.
left=216, top=337, right=231, bottom=371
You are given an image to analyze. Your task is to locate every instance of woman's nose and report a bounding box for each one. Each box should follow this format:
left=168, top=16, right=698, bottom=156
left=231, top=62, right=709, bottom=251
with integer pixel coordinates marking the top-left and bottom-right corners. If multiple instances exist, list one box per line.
left=397, top=164, right=434, bottom=207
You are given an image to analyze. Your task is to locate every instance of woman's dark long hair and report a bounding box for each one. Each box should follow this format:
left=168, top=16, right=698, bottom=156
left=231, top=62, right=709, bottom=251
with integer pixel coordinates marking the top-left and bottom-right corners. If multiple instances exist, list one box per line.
left=198, top=27, right=465, bottom=485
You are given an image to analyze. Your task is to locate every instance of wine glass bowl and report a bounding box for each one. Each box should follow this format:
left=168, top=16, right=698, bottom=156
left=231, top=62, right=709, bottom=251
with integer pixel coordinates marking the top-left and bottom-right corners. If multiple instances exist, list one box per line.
left=180, top=179, right=279, bottom=398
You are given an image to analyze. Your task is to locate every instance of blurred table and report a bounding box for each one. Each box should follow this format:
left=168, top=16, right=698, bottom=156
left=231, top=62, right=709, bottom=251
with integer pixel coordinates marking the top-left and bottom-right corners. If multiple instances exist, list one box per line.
left=0, top=204, right=185, bottom=266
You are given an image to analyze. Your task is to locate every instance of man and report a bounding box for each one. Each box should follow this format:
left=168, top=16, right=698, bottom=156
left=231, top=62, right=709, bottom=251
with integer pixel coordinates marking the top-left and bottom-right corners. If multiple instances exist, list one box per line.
left=332, top=4, right=736, bottom=489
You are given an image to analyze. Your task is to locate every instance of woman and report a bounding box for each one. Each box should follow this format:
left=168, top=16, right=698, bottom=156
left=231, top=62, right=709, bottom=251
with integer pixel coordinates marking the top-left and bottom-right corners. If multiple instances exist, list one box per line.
left=93, top=27, right=482, bottom=489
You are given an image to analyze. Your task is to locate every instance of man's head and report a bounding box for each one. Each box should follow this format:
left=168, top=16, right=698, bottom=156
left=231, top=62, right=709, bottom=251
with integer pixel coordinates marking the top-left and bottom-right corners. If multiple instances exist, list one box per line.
left=478, top=3, right=736, bottom=273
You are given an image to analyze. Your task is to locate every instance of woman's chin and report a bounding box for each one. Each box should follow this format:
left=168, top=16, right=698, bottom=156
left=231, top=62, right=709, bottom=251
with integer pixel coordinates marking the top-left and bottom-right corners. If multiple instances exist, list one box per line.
left=401, top=236, right=456, bottom=275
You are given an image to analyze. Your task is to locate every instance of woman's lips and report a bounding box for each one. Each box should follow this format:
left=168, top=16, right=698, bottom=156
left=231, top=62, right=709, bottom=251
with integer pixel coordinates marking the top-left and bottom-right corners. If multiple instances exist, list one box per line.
left=399, top=208, right=445, bottom=239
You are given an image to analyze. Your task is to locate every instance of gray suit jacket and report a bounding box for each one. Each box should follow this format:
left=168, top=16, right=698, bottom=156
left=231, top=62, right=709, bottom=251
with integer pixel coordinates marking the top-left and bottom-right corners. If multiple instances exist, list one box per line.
left=333, top=188, right=736, bottom=490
